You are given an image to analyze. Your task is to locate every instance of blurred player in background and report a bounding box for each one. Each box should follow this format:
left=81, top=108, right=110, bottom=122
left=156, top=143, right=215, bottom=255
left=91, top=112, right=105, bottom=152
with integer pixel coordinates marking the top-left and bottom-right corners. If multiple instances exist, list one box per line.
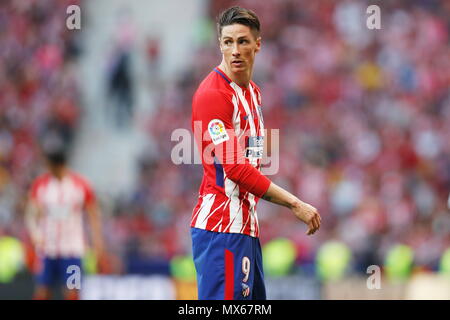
left=25, top=148, right=104, bottom=300
left=191, top=6, right=321, bottom=300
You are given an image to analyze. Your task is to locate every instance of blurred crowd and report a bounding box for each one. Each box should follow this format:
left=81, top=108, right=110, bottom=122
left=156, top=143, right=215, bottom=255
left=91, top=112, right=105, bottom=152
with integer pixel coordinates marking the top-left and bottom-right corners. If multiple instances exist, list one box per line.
left=0, top=0, right=81, bottom=238
left=135, top=0, right=450, bottom=274
left=0, top=0, right=449, bottom=280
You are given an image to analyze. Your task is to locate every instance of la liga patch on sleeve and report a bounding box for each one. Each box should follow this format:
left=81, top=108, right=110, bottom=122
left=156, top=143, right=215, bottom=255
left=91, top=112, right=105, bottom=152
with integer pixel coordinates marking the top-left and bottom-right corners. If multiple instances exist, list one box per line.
left=208, top=119, right=230, bottom=145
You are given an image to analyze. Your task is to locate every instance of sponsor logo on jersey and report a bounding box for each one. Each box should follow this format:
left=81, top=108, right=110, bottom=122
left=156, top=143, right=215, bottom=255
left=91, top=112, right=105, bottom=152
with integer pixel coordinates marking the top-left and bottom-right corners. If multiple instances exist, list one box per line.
left=245, top=136, right=264, bottom=159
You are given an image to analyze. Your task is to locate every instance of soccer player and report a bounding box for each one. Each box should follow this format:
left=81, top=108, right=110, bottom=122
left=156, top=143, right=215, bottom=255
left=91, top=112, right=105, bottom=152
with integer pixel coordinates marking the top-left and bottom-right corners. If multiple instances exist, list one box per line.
left=25, top=149, right=104, bottom=300
left=191, top=6, right=322, bottom=300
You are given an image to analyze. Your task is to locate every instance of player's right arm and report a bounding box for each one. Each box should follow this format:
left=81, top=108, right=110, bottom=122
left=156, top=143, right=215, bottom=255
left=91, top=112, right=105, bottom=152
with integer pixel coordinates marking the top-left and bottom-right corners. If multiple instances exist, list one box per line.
left=193, top=89, right=321, bottom=235
left=193, top=89, right=272, bottom=198
left=261, top=182, right=321, bottom=235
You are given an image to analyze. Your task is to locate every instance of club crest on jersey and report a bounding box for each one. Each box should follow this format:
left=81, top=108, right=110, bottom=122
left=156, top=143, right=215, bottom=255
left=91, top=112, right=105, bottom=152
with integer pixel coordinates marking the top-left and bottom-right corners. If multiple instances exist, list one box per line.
left=208, top=119, right=229, bottom=145
left=242, top=283, right=250, bottom=298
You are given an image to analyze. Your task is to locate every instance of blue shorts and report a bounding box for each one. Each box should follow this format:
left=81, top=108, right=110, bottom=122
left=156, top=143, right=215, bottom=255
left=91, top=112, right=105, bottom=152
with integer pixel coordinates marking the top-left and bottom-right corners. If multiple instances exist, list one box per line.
left=36, top=257, right=82, bottom=287
left=191, top=227, right=266, bottom=300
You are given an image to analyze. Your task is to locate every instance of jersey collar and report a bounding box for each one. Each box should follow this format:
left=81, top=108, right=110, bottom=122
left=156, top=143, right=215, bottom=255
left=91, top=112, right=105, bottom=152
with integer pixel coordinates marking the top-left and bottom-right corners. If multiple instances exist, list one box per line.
left=214, top=67, right=250, bottom=91
left=214, top=67, right=231, bottom=84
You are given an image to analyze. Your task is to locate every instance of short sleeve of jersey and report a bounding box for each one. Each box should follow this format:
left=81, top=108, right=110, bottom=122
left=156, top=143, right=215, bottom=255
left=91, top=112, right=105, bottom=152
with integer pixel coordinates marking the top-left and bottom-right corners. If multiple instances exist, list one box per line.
left=29, top=179, right=41, bottom=202
left=72, top=174, right=96, bottom=207
left=83, top=180, right=95, bottom=206
left=194, top=90, right=233, bottom=138
left=29, top=174, right=50, bottom=203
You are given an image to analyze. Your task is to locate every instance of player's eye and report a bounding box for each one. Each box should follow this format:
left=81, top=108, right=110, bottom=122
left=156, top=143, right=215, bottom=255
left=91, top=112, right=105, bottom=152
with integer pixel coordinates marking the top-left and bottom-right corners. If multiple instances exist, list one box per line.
left=239, top=39, right=249, bottom=44
left=224, top=40, right=232, bottom=45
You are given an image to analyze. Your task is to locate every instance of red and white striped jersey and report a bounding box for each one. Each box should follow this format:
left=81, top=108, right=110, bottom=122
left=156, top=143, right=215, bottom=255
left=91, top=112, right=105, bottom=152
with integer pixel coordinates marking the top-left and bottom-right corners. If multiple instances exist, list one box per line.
left=191, top=67, right=271, bottom=238
left=30, top=171, right=95, bottom=258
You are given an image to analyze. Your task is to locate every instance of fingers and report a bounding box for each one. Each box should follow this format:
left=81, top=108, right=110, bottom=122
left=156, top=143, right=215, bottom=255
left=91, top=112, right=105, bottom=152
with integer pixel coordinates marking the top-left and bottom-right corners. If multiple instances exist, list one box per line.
left=310, top=220, right=318, bottom=232
left=313, top=215, right=320, bottom=229
left=315, top=213, right=321, bottom=228
left=306, top=222, right=316, bottom=235
left=306, top=212, right=321, bottom=236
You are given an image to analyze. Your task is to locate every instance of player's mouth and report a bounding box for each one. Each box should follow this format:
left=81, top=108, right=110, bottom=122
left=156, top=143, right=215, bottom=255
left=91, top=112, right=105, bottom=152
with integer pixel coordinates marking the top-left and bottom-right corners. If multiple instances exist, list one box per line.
left=231, top=60, right=244, bottom=67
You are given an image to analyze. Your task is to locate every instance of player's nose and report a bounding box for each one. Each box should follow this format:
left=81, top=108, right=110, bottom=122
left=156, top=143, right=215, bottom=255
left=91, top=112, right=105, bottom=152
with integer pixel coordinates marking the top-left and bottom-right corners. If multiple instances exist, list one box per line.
left=231, top=44, right=240, bottom=56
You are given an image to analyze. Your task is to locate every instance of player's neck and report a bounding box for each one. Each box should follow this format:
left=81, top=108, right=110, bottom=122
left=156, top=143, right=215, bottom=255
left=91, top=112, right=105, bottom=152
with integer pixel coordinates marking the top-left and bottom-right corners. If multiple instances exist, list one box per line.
left=50, top=167, right=68, bottom=180
left=218, top=62, right=252, bottom=89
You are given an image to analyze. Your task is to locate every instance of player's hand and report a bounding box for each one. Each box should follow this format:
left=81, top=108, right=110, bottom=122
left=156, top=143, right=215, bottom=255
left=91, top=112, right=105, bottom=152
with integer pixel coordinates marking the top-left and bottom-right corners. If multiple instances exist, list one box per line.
left=95, top=250, right=110, bottom=274
left=31, top=233, right=44, bottom=251
left=292, top=201, right=321, bottom=235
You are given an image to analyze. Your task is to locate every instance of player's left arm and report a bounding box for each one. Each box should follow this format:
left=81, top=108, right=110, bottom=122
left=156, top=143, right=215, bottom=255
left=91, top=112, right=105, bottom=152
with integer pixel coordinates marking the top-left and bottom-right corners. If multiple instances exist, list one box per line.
left=85, top=199, right=104, bottom=256
left=81, top=178, right=105, bottom=258
left=255, top=85, right=321, bottom=235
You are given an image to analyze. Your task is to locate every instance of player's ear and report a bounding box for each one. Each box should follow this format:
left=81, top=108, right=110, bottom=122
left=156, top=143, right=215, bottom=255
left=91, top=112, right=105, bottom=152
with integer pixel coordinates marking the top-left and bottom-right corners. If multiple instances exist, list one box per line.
left=218, top=37, right=224, bottom=53
left=255, top=36, right=261, bottom=53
